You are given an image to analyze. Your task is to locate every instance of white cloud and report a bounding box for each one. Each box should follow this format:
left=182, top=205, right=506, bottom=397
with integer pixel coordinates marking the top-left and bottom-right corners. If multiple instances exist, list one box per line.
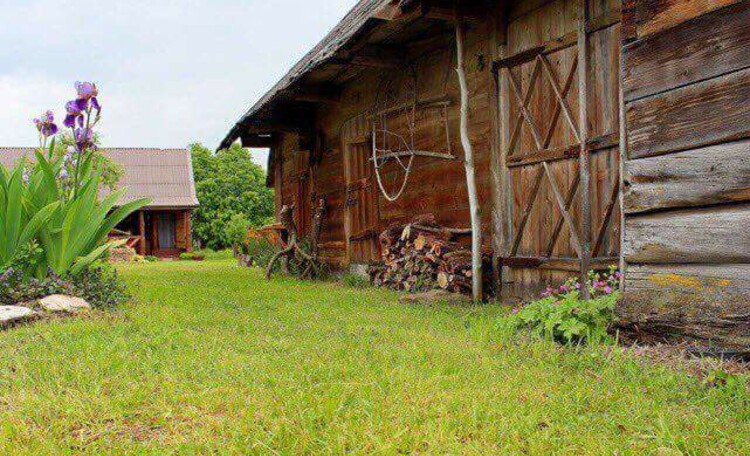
left=0, top=0, right=356, bottom=169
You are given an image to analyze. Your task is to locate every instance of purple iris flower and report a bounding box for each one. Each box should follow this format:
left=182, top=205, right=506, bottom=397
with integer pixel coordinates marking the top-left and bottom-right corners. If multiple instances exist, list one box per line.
left=22, top=170, right=30, bottom=184
left=59, top=167, right=69, bottom=180
left=64, top=99, right=87, bottom=128
left=75, top=81, right=100, bottom=111
left=74, top=127, right=93, bottom=151
left=33, top=110, right=58, bottom=136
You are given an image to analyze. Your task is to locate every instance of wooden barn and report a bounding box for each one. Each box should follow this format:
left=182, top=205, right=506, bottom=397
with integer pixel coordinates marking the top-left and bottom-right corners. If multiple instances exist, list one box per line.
left=0, top=147, right=198, bottom=258
left=219, top=0, right=750, bottom=348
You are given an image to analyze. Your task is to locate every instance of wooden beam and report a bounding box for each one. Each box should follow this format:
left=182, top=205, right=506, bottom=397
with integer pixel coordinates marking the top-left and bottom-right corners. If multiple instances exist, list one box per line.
left=289, top=85, right=341, bottom=104
left=138, top=210, right=146, bottom=255
left=501, top=256, right=619, bottom=271
left=369, top=150, right=456, bottom=161
left=424, top=5, right=483, bottom=23
left=240, top=133, right=274, bottom=148
left=332, top=44, right=407, bottom=68
left=492, top=31, right=576, bottom=70
left=184, top=210, right=193, bottom=253
left=585, top=7, right=621, bottom=34
left=544, top=162, right=584, bottom=258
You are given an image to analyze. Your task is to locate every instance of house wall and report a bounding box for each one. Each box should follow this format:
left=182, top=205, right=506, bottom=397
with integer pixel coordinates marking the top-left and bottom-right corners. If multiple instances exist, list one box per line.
left=618, top=0, right=750, bottom=348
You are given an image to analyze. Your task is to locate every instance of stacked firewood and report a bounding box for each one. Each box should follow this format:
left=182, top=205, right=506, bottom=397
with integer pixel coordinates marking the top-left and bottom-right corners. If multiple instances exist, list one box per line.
left=367, top=214, right=493, bottom=296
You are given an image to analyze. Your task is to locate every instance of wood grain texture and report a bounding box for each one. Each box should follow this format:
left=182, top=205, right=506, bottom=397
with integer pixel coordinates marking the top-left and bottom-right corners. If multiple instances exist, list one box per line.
left=624, top=139, right=750, bottom=213
left=634, top=0, right=740, bottom=39
left=618, top=264, right=750, bottom=349
left=626, top=68, right=750, bottom=159
left=623, top=1, right=750, bottom=101
left=624, top=204, right=750, bottom=264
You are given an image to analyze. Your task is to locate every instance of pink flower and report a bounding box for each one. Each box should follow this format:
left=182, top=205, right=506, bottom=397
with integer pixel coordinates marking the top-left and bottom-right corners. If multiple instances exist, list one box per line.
left=604, top=286, right=613, bottom=294
left=511, top=308, right=519, bottom=314
left=575, top=283, right=581, bottom=290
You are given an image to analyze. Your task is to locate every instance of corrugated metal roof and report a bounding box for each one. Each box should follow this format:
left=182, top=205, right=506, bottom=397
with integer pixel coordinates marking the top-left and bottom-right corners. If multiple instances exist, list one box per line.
left=0, top=147, right=199, bottom=208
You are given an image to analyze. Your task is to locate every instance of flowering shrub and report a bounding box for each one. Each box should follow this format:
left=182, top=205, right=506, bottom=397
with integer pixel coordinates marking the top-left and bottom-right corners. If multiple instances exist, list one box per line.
left=14, top=81, right=149, bottom=277
left=505, top=266, right=622, bottom=345
left=542, top=265, right=622, bottom=299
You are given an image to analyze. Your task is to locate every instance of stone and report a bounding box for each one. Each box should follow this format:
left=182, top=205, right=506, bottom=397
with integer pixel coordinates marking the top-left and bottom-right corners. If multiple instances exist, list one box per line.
left=38, top=295, right=91, bottom=313
left=0, top=306, right=37, bottom=328
left=398, top=289, right=472, bottom=305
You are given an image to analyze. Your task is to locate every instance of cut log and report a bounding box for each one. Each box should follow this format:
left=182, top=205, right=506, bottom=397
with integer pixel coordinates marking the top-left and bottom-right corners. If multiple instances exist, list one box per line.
left=623, top=1, right=750, bottom=102
left=624, top=204, right=750, bottom=264
left=624, top=139, right=750, bottom=214
left=627, top=67, right=750, bottom=159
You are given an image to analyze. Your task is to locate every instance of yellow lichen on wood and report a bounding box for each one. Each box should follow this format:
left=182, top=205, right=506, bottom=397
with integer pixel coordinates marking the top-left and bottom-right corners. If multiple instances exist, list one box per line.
left=648, top=273, right=703, bottom=290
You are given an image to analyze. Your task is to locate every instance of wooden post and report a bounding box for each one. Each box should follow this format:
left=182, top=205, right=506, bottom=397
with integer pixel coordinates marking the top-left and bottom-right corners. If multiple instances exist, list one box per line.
left=138, top=210, right=146, bottom=255
left=577, top=0, right=592, bottom=299
left=455, top=12, right=483, bottom=302
left=490, top=6, right=510, bottom=295
left=185, top=210, right=193, bottom=252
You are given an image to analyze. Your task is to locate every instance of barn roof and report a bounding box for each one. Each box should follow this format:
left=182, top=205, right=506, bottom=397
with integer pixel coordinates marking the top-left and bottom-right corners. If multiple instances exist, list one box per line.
left=0, top=147, right=199, bottom=209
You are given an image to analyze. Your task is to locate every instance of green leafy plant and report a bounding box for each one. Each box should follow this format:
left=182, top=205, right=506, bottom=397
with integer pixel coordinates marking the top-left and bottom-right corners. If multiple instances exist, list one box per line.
left=506, top=292, right=619, bottom=345
left=0, top=161, right=59, bottom=273
left=26, top=149, right=148, bottom=276
left=505, top=267, right=622, bottom=345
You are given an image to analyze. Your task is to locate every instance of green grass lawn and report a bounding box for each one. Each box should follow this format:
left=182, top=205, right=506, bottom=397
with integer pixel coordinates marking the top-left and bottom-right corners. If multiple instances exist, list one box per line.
left=0, top=259, right=747, bottom=454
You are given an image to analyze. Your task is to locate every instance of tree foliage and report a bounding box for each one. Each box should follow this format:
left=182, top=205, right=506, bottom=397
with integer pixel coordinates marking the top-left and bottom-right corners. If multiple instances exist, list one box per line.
left=190, top=143, right=274, bottom=250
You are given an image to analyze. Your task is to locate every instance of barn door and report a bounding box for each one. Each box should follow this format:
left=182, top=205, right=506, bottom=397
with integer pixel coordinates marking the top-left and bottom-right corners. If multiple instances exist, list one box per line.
left=344, top=122, right=380, bottom=266
left=496, top=0, right=622, bottom=297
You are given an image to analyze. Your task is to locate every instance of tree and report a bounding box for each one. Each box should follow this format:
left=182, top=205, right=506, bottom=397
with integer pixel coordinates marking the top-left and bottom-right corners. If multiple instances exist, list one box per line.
left=190, top=143, right=274, bottom=250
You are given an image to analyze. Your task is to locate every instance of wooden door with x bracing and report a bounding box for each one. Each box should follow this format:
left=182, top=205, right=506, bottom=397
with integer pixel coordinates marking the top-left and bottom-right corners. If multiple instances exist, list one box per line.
left=344, top=122, right=380, bottom=266
left=496, top=1, right=622, bottom=297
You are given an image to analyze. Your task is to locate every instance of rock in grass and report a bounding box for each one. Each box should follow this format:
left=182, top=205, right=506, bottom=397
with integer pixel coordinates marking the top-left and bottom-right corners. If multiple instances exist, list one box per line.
left=0, top=306, right=37, bottom=328
left=38, top=295, right=91, bottom=313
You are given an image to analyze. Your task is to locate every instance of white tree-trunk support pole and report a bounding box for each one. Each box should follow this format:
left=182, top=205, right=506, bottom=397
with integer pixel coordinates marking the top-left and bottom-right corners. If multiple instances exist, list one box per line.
left=455, top=13, right=483, bottom=302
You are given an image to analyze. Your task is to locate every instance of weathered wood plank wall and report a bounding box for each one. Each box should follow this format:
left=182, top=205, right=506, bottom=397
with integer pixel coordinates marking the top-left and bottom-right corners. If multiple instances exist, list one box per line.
left=270, top=0, right=623, bottom=298
left=619, top=0, right=750, bottom=348
left=495, top=0, right=622, bottom=298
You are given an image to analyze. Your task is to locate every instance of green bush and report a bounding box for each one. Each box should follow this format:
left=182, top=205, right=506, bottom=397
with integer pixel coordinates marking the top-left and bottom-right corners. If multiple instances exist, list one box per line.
left=70, top=264, right=130, bottom=308
left=144, top=255, right=158, bottom=263
left=505, top=291, right=619, bottom=345
left=190, top=143, right=274, bottom=250
left=225, top=213, right=249, bottom=252
left=0, top=263, right=128, bottom=309
left=179, top=252, right=205, bottom=261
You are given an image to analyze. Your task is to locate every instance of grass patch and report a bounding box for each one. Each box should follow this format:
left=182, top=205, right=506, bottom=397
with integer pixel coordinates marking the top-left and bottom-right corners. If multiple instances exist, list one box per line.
left=0, top=259, right=747, bottom=454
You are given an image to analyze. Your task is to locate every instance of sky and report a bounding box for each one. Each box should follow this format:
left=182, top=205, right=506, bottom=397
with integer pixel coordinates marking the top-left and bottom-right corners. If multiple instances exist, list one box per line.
left=0, top=0, right=356, bottom=168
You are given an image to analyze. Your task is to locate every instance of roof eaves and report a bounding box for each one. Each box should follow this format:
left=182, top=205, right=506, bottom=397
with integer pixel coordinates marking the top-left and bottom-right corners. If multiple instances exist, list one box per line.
left=217, top=0, right=393, bottom=151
